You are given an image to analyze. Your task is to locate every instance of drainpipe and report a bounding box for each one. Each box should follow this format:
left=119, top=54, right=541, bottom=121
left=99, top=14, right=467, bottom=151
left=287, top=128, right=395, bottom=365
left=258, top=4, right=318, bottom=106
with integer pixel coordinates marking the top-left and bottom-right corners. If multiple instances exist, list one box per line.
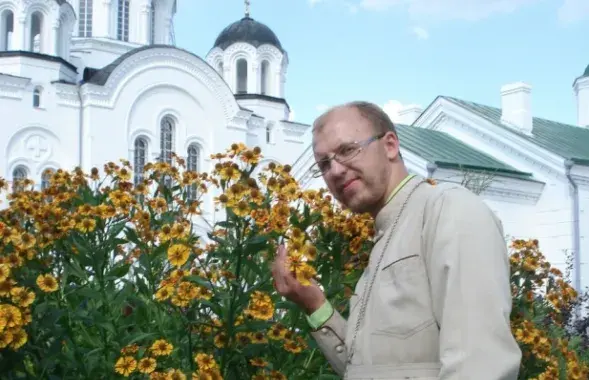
left=426, top=162, right=437, bottom=179
left=77, top=82, right=84, bottom=168
left=565, top=159, right=581, bottom=292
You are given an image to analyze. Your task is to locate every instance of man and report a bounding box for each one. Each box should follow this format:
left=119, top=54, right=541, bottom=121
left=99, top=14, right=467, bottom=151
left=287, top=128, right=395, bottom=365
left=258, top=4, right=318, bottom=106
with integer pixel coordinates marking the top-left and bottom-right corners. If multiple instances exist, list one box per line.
left=271, top=102, right=522, bottom=379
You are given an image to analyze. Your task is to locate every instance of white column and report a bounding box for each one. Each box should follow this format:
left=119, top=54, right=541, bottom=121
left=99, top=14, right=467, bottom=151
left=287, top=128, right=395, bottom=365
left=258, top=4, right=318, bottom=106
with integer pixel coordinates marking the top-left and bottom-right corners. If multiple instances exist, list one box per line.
left=13, top=14, right=26, bottom=50
left=139, top=4, right=150, bottom=45
left=51, top=21, right=60, bottom=56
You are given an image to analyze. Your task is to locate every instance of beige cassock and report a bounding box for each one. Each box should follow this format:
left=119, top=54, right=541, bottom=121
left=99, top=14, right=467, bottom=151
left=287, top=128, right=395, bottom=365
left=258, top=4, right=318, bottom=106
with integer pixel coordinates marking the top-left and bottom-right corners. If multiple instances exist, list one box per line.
left=311, top=175, right=522, bottom=379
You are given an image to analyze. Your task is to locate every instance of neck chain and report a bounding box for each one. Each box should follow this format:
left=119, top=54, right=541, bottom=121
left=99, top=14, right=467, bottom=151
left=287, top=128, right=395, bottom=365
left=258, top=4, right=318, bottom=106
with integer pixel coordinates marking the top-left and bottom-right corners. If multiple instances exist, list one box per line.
left=343, top=180, right=426, bottom=379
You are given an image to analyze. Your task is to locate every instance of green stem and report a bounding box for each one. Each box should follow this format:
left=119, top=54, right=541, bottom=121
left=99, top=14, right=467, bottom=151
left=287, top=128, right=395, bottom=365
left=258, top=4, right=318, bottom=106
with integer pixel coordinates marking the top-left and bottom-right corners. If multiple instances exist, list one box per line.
left=222, top=220, right=247, bottom=376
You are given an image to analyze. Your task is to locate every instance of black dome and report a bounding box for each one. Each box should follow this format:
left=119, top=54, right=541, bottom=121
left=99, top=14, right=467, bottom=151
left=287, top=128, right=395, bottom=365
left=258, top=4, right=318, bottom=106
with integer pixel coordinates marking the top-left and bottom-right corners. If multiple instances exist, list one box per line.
left=584, top=64, right=589, bottom=77
left=213, top=17, right=284, bottom=52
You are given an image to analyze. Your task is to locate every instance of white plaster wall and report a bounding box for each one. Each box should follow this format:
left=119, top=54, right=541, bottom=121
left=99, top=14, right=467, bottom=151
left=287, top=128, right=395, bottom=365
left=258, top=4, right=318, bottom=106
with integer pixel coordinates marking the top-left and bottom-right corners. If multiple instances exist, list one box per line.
left=577, top=186, right=589, bottom=289
left=84, top=67, right=239, bottom=174
left=0, top=82, right=79, bottom=192
left=0, top=56, right=77, bottom=83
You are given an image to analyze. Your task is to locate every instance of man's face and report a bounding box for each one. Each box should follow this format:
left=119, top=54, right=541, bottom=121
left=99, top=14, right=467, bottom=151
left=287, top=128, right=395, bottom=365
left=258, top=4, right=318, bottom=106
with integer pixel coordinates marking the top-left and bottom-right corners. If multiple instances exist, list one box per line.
left=312, top=107, right=397, bottom=215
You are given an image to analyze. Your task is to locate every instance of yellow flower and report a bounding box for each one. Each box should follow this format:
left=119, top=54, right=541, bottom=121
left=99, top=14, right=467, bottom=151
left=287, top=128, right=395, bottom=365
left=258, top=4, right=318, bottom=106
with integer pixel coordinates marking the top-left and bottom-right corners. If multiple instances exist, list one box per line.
left=36, top=274, right=59, bottom=293
left=167, top=244, right=190, bottom=267
left=194, top=352, right=217, bottom=371
left=138, top=357, right=157, bottom=374
left=0, top=264, right=10, bottom=282
left=150, top=339, right=173, bottom=356
left=9, top=328, right=27, bottom=349
left=114, top=356, right=137, bottom=377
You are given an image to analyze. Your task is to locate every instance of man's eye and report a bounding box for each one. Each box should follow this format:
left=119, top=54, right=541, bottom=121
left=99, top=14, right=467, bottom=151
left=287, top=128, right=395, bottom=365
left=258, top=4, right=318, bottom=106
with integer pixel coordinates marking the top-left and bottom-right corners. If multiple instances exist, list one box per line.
left=339, top=146, right=356, bottom=156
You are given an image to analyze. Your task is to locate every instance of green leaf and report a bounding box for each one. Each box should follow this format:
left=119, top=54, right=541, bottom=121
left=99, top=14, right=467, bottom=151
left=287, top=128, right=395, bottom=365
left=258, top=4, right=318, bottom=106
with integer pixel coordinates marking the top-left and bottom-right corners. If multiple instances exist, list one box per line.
left=106, top=263, right=131, bottom=280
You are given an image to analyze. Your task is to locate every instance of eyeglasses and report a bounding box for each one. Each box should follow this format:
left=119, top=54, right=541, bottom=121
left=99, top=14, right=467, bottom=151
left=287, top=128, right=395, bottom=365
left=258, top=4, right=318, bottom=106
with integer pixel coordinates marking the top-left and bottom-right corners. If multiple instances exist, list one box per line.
left=309, top=133, right=385, bottom=178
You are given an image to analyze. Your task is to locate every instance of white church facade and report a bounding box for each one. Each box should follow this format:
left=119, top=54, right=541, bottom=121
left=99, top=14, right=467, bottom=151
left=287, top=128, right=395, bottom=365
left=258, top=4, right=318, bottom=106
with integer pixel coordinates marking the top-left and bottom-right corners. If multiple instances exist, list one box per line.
left=0, top=1, right=588, bottom=291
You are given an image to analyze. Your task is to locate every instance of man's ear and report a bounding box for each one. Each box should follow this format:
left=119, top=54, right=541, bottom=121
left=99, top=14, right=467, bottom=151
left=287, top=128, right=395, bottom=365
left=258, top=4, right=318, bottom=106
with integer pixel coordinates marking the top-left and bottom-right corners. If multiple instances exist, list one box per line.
left=383, top=131, right=400, bottom=161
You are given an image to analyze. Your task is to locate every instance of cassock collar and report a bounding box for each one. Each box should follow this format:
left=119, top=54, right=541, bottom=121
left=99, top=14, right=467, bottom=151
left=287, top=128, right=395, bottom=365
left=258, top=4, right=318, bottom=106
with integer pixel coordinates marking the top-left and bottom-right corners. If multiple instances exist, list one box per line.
left=373, top=175, right=424, bottom=242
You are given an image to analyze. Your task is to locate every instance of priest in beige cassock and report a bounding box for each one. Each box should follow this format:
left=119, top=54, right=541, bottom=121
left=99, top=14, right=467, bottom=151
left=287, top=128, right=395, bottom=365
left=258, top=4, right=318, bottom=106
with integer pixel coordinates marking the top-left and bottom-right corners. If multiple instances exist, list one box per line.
left=272, top=101, right=522, bottom=380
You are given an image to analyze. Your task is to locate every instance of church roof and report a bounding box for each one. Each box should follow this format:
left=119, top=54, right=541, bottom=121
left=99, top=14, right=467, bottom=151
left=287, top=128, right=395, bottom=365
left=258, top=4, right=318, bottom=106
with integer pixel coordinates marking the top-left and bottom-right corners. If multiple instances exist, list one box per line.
left=395, top=124, right=534, bottom=180
left=213, top=17, right=284, bottom=52
left=443, top=96, right=589, bottom=166
left=83, top=45, right=219, bottom=86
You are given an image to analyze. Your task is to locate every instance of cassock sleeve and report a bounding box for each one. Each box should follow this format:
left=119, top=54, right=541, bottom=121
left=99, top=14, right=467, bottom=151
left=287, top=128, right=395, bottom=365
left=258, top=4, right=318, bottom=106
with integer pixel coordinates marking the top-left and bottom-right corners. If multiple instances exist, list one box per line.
left=309, top=305, right=348, bottom=376
left=422, top=185, right=522, bottom=380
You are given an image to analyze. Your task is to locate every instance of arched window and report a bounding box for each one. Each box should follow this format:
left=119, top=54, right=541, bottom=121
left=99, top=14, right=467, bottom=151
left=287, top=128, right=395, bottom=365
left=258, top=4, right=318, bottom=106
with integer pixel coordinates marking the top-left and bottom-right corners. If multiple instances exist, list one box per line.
left=117, top=0, right=130, bottom=42
left=78, top=0, right=93, bottom=37
left=186, top=144, right=200, bottom=201
left=217, top=61, right=223, bottom=75
left=160, top=116, right=174, bottom=164
left=260, top=60, right=270, bottom=95
left=12, top=166, right=27, bottom=192
left=266, top=125, right=272, bottom=143
left=41, top=168, right=54, bottom=190
left=29, top=12, right=42, bottom=52
left=236, top=58, right=248, bottom=94
left=134, top=137, right=147, bottom=185
left=1, top=10, right=14, bottom=51
left=160, top=116, right=174, bottom=187
left=33, top=86, right=42, bottom=108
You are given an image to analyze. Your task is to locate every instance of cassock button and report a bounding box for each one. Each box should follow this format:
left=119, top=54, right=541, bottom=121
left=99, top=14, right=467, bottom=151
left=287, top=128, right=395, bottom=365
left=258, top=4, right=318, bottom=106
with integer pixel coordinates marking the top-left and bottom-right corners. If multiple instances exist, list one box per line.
left=335, top=345, right=344, bottom=353
left=321, top=328, right=329, bottom=335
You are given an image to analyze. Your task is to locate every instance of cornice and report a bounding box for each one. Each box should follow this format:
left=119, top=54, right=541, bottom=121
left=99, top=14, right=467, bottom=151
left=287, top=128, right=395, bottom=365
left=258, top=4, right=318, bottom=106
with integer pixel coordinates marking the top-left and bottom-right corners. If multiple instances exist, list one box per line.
left=70, top=38, right=141, bottom=56
left=573, top=76, right=589, bottom=92
left=433, top=168, right=544, bottom=205
left=0, top=74, right=30, bottom=100
left=54, top=81, right=80, bottom=107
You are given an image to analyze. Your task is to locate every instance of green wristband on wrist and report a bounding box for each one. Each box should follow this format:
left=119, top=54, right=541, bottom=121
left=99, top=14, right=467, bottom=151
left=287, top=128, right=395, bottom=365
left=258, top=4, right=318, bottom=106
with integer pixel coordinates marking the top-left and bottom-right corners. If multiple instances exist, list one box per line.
left=306, top=301, right=334, bottom=330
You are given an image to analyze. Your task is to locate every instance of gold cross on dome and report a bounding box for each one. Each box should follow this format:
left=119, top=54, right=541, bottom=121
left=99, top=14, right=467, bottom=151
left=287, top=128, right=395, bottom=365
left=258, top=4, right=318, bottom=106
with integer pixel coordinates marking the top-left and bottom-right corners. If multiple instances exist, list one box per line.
left=245, top=0, right=250, bottom=17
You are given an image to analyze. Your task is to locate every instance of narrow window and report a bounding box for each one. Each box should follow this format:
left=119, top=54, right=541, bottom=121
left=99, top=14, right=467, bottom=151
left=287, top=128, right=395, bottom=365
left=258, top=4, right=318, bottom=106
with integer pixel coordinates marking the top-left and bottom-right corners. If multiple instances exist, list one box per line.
left=33, top=87, right=42, bottom=108
left=117, top=0, right=130, bottom=41
left=30, top=12, right=42, bottom=52
left=1, top=10, right=14, bottom=51
left=134, top=138, right=147, bottom=185
left=41, top=168, right=54, bottom=190
left=236, top=59, right=248, bottom=94
left=78, top=0, right=93, bottom=37
left=12, top=166, right=27, bottom=192
left=261, top=60, right=270, bottom=95
left=160, top=116, right=174, bottom=187
left=150, top=2, right=155, bottom=44
left=186, top=144, right=199, bottom=201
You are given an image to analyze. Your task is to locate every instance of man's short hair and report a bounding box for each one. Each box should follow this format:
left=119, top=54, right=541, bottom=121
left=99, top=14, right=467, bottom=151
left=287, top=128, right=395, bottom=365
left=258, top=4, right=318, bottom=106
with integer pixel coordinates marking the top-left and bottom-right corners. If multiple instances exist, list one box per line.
left=312, top=101, right=398, bottom=136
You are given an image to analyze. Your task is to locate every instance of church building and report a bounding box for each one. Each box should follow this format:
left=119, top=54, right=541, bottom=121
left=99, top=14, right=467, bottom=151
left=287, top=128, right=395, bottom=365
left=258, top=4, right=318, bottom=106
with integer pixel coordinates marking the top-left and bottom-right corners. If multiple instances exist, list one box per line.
left=0, top=1, right=588, bottom=291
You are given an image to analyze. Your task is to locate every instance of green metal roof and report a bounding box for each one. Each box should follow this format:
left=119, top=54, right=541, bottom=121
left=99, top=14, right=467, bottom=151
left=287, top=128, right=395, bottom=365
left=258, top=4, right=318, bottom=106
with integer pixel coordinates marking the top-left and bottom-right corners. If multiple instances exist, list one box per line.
left=395, top=124, right=534, bottom=179
left=443, top=97, right=589, bottom=166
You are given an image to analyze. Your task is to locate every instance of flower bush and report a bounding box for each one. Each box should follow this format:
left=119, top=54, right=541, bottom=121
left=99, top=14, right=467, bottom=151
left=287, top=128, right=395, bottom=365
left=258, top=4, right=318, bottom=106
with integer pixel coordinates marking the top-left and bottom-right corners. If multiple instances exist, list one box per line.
left=0, top=144, right=373, bottom=379
left=0, top=143, right=587, bottom=379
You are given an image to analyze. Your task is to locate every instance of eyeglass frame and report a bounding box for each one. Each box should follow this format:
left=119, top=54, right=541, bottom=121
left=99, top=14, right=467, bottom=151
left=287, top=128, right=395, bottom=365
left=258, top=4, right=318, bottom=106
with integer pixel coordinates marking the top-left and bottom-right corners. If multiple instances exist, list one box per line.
left=309, top=132, right=386, bottom=178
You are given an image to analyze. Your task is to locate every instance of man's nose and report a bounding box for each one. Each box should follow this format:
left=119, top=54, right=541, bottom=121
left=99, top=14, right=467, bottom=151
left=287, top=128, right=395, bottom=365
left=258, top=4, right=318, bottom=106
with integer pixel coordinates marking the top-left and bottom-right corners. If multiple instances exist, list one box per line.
left=328, top=159, right=347, bottom=178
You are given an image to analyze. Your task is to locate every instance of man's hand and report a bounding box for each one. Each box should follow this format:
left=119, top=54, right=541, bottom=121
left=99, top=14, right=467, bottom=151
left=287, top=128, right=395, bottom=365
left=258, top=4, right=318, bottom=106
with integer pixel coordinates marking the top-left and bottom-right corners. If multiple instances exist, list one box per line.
left=271, top=244, right=326, bottom=315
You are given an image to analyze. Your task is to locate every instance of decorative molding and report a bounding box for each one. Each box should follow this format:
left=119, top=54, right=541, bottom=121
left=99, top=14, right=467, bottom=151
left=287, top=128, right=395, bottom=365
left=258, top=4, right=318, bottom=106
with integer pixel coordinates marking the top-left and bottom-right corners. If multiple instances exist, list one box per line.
left=80, top=47, right=240, bottom=122
left=0, top=74, right=30, bottom=100
left=433, top=168, right=545, bottom=204
left=54, top=81, right=80, bottom=107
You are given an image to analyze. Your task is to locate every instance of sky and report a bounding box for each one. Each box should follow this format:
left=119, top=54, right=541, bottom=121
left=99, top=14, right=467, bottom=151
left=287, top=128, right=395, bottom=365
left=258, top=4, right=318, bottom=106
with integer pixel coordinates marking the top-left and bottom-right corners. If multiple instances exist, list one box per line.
left=173, top=0, right=589, bottom=126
